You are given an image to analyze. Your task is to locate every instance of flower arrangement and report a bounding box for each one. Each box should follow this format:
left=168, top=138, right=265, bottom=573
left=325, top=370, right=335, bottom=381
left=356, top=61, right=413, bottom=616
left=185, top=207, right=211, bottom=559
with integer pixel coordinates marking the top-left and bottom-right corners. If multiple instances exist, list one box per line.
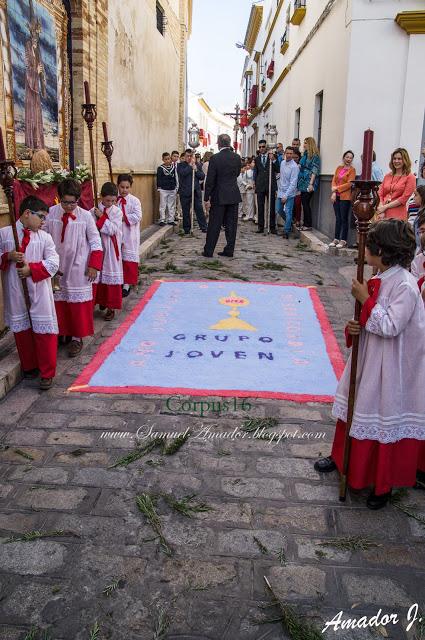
left=16, top=163, right=92, bottom=189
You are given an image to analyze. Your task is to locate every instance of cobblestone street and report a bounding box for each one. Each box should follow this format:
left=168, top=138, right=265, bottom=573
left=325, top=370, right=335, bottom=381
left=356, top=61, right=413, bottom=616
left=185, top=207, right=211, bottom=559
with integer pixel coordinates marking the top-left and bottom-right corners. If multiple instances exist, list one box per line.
left=0, top=222, right=424, bottom=640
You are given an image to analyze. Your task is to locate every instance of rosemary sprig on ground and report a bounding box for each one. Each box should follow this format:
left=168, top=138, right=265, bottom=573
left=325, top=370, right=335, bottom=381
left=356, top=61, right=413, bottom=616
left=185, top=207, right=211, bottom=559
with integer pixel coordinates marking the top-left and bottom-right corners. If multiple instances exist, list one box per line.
left=102, top=577, right=124, bottom=597
left=253, top=261, right=288, bottom=271
left=162, top=431, right=191, bottom=455
left=136, top=493, right=172, bottom=556
left=263, top=576, right=323, bottom=640
left=164, top=260, right=189, bottom=274
left=4, top=529, right=78, bottom=543
left=228, top=272, right=250, bottom=281
left=13, top=448, right=34, bottom=460
left=161, top=492, right=213, bottom=518
left=241, top=417, right=279, bottom=434
left=109, top=437, right=164, bottom=468
left=277, top=547, right=287, bottom=565
left=319, top=536, right=381, bottom=551
left=390, top=489, right=425, bottom=527
left=89, top=621, right=100, bottom=640
left=253, top=536, right=268, bottom=555
left=153, top=605, right=170, bottom=640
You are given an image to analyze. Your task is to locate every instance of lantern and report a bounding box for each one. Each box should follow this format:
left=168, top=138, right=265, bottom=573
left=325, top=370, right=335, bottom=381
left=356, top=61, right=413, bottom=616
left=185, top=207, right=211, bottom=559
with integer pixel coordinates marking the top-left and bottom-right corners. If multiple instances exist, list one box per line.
left=265, top=124, right=278, bottom=150
left=188, top=123, right=200, bottom=149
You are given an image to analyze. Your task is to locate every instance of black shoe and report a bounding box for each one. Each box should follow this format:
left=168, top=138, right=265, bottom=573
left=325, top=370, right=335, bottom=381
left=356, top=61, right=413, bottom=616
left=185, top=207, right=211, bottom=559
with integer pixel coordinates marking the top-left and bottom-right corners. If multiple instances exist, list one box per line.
left=415, top=469, right=425, bottom=488
left=256, top=229, right=264, bottom=234
left=184, top=231, right=191, bottom=235
left=167, top=221, right=175, bottom=226
left=159, top=221, right=165, bottom=226
left=367, top=490, right=391, bottom=510
left=201, top=228, right=207, bottom=233
left=202, top=251, right=213, bottom=258
left=218, top=251, right=233, bottom=258
left=283, top=232, right=289, bottom=239
left=23, top=368, right=39, bottom=379
left=122, top=287, right=131, bottom=298
left=99, top=305, right=106, bottom=311
left=270, top=228, right=277, bottom=235
left=314, top=457, right=337, bottom=473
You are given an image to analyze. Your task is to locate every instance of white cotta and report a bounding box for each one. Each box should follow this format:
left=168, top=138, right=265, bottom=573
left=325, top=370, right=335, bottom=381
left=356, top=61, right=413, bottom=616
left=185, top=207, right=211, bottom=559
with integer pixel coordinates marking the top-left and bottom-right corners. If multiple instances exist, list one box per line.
left=411, top=251, right=425, bottom=290
left=45, top=205, right=102, bottom=303
left=333, top=266, right=425, bottom=444
left=0, top=221, right=59, bottom=333
left=117, top=193, right=142, bottom=263
left=91, top=203, right=123, bottom=285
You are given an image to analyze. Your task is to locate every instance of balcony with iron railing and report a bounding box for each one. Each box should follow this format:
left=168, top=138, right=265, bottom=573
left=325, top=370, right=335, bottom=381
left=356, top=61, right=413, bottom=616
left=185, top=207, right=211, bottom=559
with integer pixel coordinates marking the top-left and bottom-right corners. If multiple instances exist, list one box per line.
left=291, top=0, right=306, bottom=25
left=280, top=29, right=289, bottom=54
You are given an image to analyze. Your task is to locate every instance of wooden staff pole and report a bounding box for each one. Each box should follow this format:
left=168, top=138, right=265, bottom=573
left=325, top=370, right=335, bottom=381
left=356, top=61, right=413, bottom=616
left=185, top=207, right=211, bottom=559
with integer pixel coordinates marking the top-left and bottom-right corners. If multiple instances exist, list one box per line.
left=0, top=128, right=32, bottom=320
left=101, top=121, right=114, bottom=183
left=190, top=163, right=195, bottom=234
left=81, top=81, right=98, bottom=206
left=339, top=176, right=380, bottom=502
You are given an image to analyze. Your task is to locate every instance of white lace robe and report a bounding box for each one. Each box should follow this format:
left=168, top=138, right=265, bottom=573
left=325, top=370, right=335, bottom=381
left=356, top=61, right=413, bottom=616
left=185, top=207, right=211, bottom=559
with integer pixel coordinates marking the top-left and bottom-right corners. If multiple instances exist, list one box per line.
left=45, top=205, right=102, bottom=303
left=117, top=194, right=142, bottom=263
left=0, top=222, right=59, bottom=333
left=91, top=203, right=123, bottom=285
left=333, top=266, right=425, bottom=444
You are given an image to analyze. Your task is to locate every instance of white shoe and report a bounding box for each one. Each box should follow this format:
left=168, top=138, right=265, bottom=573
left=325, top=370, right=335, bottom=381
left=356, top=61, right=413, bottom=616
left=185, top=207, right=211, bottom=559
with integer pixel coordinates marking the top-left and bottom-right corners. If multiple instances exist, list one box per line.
left=328, top=239, right=338, bottom=247
left=336, top=240, right=347, bottom=249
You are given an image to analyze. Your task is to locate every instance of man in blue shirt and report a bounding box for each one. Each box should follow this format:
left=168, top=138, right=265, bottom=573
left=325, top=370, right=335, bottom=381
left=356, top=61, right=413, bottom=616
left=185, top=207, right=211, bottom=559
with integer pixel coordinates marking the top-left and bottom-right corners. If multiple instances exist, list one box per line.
left=276, top=146, right=300, bottom=239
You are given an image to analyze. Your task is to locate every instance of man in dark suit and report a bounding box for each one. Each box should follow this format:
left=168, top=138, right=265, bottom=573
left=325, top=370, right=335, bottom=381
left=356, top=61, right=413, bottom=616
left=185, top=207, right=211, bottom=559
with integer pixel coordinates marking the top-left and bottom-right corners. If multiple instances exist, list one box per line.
left=177, top=149, right=207, bottom=234
left=254, top=139, right=280, bottom=234
left=203, top=134, right=242, bottom=257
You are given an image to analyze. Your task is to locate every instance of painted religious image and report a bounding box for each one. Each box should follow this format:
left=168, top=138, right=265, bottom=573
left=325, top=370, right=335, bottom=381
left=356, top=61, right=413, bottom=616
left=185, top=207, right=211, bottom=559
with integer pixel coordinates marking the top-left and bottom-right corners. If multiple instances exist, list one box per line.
left=7, top=0, right=59, bottom=160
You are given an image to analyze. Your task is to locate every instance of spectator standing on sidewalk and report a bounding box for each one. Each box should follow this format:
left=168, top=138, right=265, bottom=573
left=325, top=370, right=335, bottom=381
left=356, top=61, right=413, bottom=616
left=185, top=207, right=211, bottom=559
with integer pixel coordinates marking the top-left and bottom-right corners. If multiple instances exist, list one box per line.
left=329, top=150, right=356, bottom=249
left=156, top=152, right=178, bottom=226
left=377, top=148, right=416, bottom=221
left=297, top=137, right=320, bottom=230
left=177, top=149, right=207, bottom=235
left=276, top=146, right=300, bottom=239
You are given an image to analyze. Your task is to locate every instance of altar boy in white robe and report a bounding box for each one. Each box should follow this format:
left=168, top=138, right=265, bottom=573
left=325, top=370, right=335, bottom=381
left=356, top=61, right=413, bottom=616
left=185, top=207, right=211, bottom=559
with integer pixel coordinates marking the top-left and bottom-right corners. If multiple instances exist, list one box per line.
left=116, top=173, right=142, bottom=297
left=0, top=197, right=59, bottom=389
left=315, top=219, right=425, bottom=509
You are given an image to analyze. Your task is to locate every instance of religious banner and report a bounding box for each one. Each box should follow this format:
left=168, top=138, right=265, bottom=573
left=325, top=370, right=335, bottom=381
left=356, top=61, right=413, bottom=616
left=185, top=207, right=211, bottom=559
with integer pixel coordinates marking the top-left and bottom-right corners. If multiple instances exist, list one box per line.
left=0, top=0, right=69, bottom=164
left=70, top=281, right=345, bottom=401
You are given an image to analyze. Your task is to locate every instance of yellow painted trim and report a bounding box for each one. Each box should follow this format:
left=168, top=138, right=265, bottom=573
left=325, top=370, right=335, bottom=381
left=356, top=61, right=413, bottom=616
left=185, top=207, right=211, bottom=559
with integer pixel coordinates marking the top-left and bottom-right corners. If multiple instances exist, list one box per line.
left=187, top=0, right=193, bottom=36
left=198, top=98, right=212, bottom=113
left=280, top=41, right=289, bottom=55
left=263, top=101, right=272, bottom=113
left=290, top=6, right=306, bottom=26
left=254, top=51, right=261, bottom=63
left=262, top=0, right=284, bottom=54
left=244, top=5, right=263, bottom=54
left=395, top=11, right=425, bottom=34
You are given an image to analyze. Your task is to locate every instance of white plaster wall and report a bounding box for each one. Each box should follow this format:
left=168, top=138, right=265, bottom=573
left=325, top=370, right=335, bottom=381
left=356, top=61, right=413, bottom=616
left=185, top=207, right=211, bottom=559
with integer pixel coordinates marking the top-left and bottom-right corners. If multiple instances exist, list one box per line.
left=108, top=0, right=182, bottom=170
left=263, top=0, right=351, bottom=174
left=344, top=0, right=425, bottom=175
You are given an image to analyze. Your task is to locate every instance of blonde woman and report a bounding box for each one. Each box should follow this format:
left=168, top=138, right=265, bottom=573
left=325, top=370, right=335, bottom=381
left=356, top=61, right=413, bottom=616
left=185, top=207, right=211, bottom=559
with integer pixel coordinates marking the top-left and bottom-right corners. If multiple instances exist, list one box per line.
left=297, top=137, right=321, bottom=230
left=377, top=148, right=416, bottom=220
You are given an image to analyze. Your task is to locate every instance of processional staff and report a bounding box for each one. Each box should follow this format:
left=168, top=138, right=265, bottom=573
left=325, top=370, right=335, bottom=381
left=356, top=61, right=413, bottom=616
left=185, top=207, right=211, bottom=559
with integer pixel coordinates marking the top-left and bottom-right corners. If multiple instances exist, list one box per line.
left=82, top=81, right=99, bottom=207
left=0, top=127, right=33, bottom=322
left=339, top=129, right=380, bottom=501
left=101, top=121, right=114, bottom=183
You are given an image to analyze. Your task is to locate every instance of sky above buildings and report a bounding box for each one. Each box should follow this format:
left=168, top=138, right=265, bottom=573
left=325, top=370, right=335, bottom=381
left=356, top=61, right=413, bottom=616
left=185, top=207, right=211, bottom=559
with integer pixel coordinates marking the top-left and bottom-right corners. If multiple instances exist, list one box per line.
left=187, top=0, right=252, bottom=114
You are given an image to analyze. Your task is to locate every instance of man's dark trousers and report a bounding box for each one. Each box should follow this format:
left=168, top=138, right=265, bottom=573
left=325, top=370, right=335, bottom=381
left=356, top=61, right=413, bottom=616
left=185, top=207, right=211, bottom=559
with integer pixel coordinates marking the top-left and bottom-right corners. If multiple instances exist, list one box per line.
left=204, top=203, right=238, bottom=256
left=180, top=193, right=207, bottom=234
left=257, top=190, right=276, bottom=232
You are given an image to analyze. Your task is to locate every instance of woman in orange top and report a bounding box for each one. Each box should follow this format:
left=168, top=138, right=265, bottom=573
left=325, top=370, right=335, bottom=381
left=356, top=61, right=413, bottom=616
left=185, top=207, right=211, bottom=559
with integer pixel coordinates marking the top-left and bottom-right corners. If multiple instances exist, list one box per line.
left=377, top=148, right=416, bottom=221
left=329, top=150, right=356, bottom=248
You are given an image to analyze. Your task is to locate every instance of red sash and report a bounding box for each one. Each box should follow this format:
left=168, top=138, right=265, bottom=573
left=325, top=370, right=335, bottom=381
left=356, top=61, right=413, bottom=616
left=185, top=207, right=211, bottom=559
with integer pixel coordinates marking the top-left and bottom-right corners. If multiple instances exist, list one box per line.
left=61, top=212, right=76, bottom=242
left=117, top=196, right=130, bottom=226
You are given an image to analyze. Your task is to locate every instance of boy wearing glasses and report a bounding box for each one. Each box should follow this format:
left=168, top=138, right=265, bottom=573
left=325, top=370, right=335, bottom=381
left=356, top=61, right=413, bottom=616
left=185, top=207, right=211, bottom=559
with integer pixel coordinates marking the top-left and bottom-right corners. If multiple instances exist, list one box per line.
left=45, top=179, right=103, bottom=357
left=0, top=196, right=59, bottom=389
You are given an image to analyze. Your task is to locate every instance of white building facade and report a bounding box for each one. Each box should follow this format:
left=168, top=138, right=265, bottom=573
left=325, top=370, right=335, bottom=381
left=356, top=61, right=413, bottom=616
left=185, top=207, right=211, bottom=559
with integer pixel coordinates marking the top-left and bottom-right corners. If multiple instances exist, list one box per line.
left=240, top=0, right=425, bottom=238
left=187, top=92, right=235, bottom=153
